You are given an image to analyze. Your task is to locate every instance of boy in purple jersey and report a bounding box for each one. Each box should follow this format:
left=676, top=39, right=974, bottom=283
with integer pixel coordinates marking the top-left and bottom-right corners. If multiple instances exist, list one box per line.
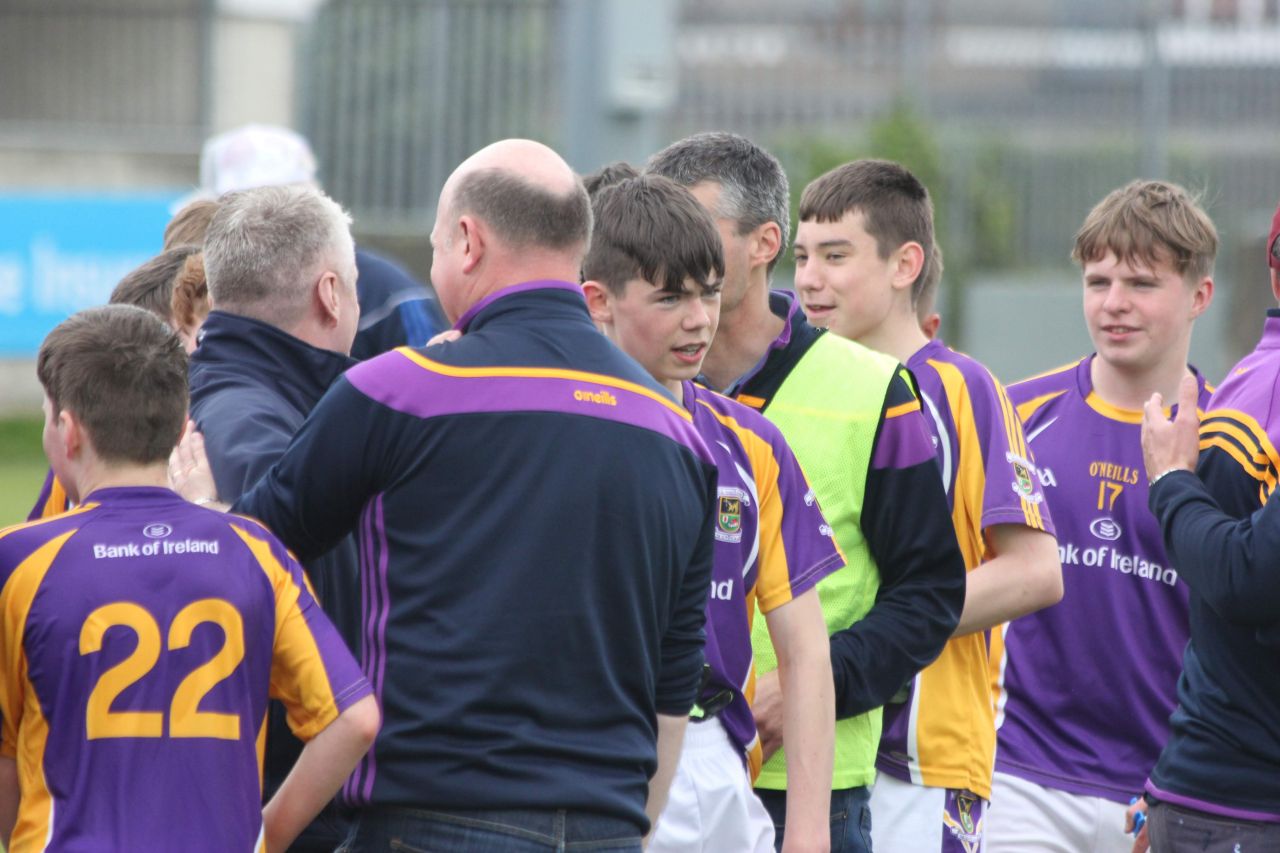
left=582, top=174, right=839, bottom=852
left=986, top=181, right=1216, bottom=853
left=792, top=159, right=1062, bottom=853
left=0, top=305, right=377, bottom=852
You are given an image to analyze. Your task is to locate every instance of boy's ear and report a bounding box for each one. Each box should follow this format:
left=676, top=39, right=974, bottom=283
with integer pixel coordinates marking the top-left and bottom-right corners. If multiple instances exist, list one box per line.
left=581, top=280, right=614, bottom=325
left=59, top=408, right=85, bottom=459
left=1189, top=275, right=1214, bottom=319
left=892, top=241, right=926, bottom=294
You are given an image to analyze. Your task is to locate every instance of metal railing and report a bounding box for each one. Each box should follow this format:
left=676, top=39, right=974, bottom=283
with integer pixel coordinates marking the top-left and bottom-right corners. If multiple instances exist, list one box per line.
left=0, top=0, right=210, bottom=152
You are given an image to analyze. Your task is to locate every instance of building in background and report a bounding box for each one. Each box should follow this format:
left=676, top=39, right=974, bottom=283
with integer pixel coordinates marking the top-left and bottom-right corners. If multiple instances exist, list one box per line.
left=4, top=0, right=1280, bottom=407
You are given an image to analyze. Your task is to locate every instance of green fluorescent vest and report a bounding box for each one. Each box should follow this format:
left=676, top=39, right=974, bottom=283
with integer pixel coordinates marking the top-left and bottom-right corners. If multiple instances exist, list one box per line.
left=751, top=333, right=901, bottom=791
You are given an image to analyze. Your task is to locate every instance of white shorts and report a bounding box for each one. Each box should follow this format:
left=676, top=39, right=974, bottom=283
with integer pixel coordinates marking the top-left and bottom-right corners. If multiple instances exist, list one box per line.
left=648, top=718, right=775, bottom=853
left=985, top=770, right=1133, bottom=853
left=870, top=771, right=987, bottom=853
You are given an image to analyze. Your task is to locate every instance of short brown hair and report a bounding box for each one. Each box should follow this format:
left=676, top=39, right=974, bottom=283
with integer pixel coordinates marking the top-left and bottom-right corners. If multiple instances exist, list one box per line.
left=916, top=242, right=944, bottom=324
left=451, top=168, right=592, bottom=253
left=109, top=245, right=202, bottom=324
left=163, top=199, right=220, bottom=250
left=583, top=161, right=640, bottom=199
left=171, top=253, right=211, bottom=333
left=1072, top=180, right=1218, bottom=282
left=37, top=305, right=188, bottom=465
left=582, top=175, right=724, bottom=296
left=799, top=159, right=935, bottom=304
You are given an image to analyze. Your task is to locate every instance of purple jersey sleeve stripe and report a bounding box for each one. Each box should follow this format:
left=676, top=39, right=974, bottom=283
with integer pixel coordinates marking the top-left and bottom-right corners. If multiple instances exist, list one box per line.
left=345, top=497, right=380, bottom=805
left=872, top=400, right=937, bottom=471
left=348, top=350, right=714, bottom=466
left=367, top=493, right=391, bottom=804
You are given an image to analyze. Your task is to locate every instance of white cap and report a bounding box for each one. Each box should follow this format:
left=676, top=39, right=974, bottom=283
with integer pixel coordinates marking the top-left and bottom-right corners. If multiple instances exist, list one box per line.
left=199, top=124, right=318, bottom=196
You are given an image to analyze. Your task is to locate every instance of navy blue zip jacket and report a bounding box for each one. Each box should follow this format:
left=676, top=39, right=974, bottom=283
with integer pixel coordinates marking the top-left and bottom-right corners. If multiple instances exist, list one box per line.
left=1147, top=469, right=1280, bottom=820
left=189, top=310, right=361, bottom=802
left=236, top=281, right=717, bottom=832
left=352, top=248, right=446, bottom=359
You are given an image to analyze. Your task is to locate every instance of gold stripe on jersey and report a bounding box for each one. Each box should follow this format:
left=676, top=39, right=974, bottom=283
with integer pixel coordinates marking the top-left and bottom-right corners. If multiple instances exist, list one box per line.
left=0, top=503, right=98, bottom=544
left=993, top=375, right=1045, bottom=529
left=909, top=360, right=999, bottom=797
left=256, top=710, right=268, bottom=795
left=933, top=361, right=987, bottom=568
left=1085, top=392, right=1199, bottom=426
left=0, top=528, right=76, bottom=851
left=736, top=394, right=767, bottom=410
left=1199, top=409, right=1280, bottom=500
left=396, top=347, right=693, bottom=422
left=884, top=400, right=921, bottom=420
left=231, top=524, right=344, bottom=744
left=1015, top=390, right=1067, bottom=425
left=38, top=477, right=70, bottom=520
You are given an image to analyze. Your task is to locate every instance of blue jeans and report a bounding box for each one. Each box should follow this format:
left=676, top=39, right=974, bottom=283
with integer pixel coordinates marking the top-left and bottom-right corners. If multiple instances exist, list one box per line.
left=1148, top=800, right=1280, bottom=851
left=338, top=806, right=643, bottom=852
left=756, top=786, right=873, bottom=853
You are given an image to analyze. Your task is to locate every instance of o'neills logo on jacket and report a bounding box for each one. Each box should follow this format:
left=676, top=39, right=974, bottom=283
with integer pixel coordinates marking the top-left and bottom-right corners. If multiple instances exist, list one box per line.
left=573, top=388, right=617, bottom=406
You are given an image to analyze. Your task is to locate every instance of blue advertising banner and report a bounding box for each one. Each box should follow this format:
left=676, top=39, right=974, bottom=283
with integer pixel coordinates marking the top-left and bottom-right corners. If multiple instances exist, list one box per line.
left=0, top=192, right=182, bottom=356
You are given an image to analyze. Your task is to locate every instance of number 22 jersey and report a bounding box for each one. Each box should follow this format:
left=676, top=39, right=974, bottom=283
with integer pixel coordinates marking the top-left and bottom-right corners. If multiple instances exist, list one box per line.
left=0, top=486, right=370, bottom=852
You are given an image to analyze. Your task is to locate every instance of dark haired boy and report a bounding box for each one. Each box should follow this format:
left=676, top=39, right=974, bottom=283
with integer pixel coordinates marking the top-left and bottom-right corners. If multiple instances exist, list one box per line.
left=793, top=159, right=1061, bottom=852
left=0, top=305, right=377, bottom=852
left=650, top=132, right=966, bottom=853
left=582, top=173, right=838, bottom=852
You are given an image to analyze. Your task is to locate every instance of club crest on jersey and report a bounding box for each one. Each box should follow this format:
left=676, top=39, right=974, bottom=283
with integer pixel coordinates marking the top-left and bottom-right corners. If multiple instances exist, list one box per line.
left=942, top=792, right=983, bottom=853
left=1006, top=452, right=1044, bottom=504
left=716, top=487, right=749, bottom=543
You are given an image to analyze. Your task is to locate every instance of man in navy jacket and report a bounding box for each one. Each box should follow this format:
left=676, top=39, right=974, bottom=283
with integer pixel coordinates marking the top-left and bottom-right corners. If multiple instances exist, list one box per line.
left=225, top=140, right=717, bottom=852
left=192, top=183, right=364, bottom=851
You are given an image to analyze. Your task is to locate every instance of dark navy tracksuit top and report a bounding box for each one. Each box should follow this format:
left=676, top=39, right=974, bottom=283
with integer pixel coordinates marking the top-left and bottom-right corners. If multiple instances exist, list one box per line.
left=236, top=280, right=718, bottom=832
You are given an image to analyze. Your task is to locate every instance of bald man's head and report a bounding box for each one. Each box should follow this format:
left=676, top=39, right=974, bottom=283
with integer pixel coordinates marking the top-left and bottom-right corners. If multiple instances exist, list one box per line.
left=438, top=139, right=591, bottom=254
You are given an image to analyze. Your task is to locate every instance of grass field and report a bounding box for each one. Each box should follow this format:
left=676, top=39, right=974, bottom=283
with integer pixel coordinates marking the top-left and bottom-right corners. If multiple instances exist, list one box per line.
left=0, top=416, right=47, bottom=527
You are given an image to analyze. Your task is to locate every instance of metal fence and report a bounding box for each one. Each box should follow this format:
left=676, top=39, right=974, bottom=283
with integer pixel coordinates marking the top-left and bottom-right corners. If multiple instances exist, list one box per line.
left=6, top=0, right=1274, bottom=369
left=298, top=0, right=1280, bottom=275
left=296, top=0, right=1280, bottom=378
left=0, top=0, right=210, bottom=152
left=300, top=0, right=563, bottom=233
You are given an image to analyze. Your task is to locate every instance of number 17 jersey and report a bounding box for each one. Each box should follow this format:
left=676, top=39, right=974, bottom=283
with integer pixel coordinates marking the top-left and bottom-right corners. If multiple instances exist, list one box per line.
left=996, top=357, right=1208, bottom=802
left=0, top=486, right=370, bottom=853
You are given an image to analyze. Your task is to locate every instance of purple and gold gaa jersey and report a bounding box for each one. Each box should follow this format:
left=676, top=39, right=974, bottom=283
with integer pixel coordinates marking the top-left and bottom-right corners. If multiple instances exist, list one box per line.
left=877, top=340, right=1054, bottom=800
left=995, top=356, right=1209, bottom=802
left=684, top=381, right=843, bottom=779
left=0, top=487, right=370, bottom=852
